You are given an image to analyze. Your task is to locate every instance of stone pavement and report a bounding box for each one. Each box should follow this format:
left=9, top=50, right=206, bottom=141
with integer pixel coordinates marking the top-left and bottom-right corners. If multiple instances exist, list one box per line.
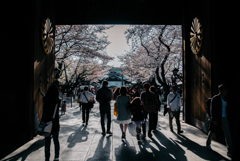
left=1, top=97, right=231, bottom=161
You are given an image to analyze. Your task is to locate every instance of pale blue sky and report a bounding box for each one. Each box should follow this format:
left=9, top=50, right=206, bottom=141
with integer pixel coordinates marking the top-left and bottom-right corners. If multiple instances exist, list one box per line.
left=105, top=25, right=130, bottom=67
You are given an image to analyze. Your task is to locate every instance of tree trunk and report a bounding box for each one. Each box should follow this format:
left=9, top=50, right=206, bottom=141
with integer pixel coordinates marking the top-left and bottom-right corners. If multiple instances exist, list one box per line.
left=155, top=66, right=170, bottom=102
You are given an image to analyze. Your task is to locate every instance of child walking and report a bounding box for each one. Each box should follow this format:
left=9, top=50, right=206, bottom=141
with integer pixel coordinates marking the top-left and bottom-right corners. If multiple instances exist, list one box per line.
left=130, top=97, right=144, bottom=140
left=61, top=100, right=66, bottom=115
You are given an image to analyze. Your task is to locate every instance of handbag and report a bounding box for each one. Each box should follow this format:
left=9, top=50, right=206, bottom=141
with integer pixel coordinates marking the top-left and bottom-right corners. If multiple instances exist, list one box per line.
left=114, top=102, right=118, bottom=116
left=163, top=94, right=177, bottom=116
left=83, top=92, right=94, bottom=109
left=37, top=104, right=58, bottom=137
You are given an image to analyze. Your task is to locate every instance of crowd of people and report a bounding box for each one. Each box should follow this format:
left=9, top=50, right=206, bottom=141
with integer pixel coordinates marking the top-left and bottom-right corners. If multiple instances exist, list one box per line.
left=39, top=80, right=234, bottom=160
left=94, top=80, right=183, bottom=140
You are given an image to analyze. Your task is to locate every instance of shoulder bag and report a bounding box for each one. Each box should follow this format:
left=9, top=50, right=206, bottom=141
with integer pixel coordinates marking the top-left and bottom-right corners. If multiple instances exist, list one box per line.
left=83, top=92, right=94, bottom=109
left=163, top=94, right=177, bottom=116
left=37, top=104, right=58, bottom=137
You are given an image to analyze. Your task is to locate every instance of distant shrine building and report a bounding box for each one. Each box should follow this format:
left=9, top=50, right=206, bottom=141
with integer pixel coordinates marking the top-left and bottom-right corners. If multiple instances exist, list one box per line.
left=99, top=68, right=130, bottom=88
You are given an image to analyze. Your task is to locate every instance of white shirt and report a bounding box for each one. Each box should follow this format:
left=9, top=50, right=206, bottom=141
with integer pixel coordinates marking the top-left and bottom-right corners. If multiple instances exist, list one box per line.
left=79, top=91, right=94, bottom=103
left=167, top=92, right=181, bottom=111
left=221, top=97, right=227, bottom=117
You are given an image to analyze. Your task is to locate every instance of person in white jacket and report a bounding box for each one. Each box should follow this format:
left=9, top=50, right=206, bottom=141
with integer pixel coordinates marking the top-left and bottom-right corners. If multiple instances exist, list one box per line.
left=79, top=86, right=95, bottom=125
left=167, top=85, right=183, bottom=134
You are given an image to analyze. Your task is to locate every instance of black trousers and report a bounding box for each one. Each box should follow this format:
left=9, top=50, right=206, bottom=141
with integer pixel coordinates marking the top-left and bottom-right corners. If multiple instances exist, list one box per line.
left=82, top=103, right=90, bottom=123
left=100, top=104, right=111, bottom=132
left=142, top=111, right=156, bottom=135
left=45, top=132, right=59, bottom=161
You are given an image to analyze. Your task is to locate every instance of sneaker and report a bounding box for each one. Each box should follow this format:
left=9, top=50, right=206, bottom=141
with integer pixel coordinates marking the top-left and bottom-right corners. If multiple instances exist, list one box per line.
left=170, top=128, right=174, bottom=132
left=178, top=130, right=183, bottom=134
left=106, top=131, right=113, bottom=135
left=53, top=158, right=59, bottom=161
left=206, top=144, right=212, bottom=150
left=102, top=132, right=106, bottom=135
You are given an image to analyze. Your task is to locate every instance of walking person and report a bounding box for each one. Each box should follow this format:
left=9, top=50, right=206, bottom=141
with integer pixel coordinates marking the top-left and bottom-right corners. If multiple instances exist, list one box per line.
left=96, top=80, right=113, bottom=135
left=40, top=84, right=61, bottom=161
left=206, top=84, right=233, bottom=157
left=127, top=85, right=136, bottom=101
left=140, top=83, right=159, bottom=139
left=61, top=100, right=66, bottom=115
left=113, top=87, right=121, bottom=100
left=78, top=89, right=83, bottom=111
left=167, top=85, right=183, bottom=134
left=79, top=86, right=95, bottom=126
left=150, top=86, right=161, bottom=130
left=130, top=97, right=144, bottom=140
left=132, top=87, right=140, bottom=99
left=116, top=86, right=131, bottom=139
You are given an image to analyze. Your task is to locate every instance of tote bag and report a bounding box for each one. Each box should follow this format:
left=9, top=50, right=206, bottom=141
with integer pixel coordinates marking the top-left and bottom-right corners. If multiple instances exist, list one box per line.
left=37, top=104, right=58, bottom=137
left=114, top=102, right=118, bottom=116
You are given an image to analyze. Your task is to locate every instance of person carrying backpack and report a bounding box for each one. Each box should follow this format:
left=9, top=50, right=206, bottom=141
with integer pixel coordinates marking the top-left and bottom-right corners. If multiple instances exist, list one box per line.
left=140, top=83, right=159, bottom=139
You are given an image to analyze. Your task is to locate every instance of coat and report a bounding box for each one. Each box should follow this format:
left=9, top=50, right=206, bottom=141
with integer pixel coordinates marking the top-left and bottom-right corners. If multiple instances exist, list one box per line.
left=116, top=95, right=131, bottom=121
left=96, top=86, right=113, bottom=108
left=140, top=90, right=159, bottom=112
left=209, top=94, right=231, bottom=132
left=131, top=104, right=144, bottom=121
left=41, top=96, right=60, bottom=133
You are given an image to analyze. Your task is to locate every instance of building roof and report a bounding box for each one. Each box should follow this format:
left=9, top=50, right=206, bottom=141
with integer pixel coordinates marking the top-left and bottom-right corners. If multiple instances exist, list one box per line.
left=99, top=67, right=128, bottom=82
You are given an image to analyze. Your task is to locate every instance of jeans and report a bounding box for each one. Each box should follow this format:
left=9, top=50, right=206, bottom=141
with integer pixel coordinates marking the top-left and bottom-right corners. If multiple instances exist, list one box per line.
left=45, top=132, right=60, bottom=161
left=82, top=103, right=90, bottom=123
left=100, top=104, right=111, bottom=132
left=142, top=111, right=156, bottom=135
left=169, top=110, right=181, bottom=132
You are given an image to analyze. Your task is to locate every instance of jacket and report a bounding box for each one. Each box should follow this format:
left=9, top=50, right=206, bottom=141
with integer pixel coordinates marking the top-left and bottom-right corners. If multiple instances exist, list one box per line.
left=140, top=90, right=159, bottom=112
left=79, top=91, right=94, bottom=103
left=96, top=86, right=113, bottom=107
left=210, top=94, right=231, bottom=132
left=131, top=104, right=144, bottom=121
left=42, top=96, right=60, bottom=132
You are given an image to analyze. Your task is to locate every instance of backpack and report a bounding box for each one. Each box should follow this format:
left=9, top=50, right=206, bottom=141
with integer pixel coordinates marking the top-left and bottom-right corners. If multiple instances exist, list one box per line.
left=144, top=92, right=157, bottom=112
left=205, top=98, right=212, bottom=117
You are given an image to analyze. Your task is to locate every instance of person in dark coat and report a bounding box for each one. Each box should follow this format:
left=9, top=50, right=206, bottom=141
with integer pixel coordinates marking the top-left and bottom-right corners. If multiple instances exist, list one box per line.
left=150, top=86, right=161, bottom=130
left=40, top=84, right=61, bottom=161
left=130, top=97, right=144, bottom=140
left=206, top=84, right=233, bottom=158
left=140, top=83, right=159, bottom=139
left=96, top=80, right=113, bottom=135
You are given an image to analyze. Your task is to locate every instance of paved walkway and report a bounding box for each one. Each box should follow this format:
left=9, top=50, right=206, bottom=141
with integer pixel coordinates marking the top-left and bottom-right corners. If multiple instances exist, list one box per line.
left=1, top=97, right=231, bottom=161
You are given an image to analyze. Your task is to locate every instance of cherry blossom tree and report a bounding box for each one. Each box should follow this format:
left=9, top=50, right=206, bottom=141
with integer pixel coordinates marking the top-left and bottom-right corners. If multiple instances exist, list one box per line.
left=55, top=25, right=114, bottom=90
left=122, top=25, right=182, bottom=100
